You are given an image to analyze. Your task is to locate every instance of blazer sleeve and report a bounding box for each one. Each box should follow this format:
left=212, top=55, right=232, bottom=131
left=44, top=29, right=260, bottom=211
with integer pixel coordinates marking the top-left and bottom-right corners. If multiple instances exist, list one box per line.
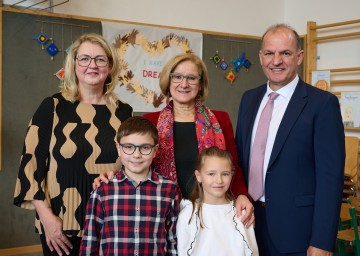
left=214, top=110, right=249, bottom=197
left=311, top=93, right=345, bottom=250
left=143, top=112, right=160, bottom=126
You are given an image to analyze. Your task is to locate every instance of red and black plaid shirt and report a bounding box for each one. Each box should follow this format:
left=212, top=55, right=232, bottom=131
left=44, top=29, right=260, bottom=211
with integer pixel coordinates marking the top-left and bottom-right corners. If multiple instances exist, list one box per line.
left=80, top=169, right=180, bottom=255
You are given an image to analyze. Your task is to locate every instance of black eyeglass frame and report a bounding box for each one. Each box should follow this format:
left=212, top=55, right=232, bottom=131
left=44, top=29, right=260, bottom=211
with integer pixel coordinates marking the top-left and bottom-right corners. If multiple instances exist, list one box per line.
left=118, top=143, right=156, bottom=155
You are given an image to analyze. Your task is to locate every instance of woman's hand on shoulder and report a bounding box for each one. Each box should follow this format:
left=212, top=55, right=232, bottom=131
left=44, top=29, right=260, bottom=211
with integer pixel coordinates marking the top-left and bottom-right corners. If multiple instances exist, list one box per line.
left=235, top=194, right=255, bottom=228
left=92, top=170, right=118, bottom=190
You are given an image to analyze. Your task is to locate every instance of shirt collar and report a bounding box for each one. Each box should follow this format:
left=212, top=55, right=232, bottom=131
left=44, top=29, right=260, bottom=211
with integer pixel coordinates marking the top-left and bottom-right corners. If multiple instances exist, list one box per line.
left=266, top=75, right=298, bottom=99
left=115, top=167, right=160, bottom=185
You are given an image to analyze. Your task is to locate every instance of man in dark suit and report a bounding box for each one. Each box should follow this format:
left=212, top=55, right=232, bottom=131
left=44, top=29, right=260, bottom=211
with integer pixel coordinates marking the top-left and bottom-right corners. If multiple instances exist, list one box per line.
left=235, top=24, right=345, bottom=255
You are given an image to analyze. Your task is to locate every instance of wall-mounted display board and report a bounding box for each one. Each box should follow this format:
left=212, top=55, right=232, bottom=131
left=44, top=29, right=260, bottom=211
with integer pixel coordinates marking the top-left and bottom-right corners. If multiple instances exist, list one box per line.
left=0, top=7, right=287, bottom=252
left=305, top=19, right=360, bottom=133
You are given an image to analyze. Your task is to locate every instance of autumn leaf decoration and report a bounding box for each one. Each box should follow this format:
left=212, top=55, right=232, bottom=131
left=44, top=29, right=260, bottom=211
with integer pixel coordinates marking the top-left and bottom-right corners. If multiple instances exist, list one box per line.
left=114, top=29, right=193, bottom=107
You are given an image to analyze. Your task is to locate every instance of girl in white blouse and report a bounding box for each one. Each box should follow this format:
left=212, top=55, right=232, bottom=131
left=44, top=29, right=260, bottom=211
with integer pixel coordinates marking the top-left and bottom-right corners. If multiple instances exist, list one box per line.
left=176, top=146, right=258, bottom=256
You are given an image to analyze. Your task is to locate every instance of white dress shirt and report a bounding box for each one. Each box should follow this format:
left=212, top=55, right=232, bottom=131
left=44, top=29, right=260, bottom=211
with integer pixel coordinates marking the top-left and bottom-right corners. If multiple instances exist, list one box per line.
left=250, top=75, right=298, bottom=202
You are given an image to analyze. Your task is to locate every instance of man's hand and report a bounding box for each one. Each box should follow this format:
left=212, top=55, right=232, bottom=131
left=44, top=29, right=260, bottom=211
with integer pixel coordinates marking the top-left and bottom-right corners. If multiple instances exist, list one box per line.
left=235, top=194, right=255, bottom=228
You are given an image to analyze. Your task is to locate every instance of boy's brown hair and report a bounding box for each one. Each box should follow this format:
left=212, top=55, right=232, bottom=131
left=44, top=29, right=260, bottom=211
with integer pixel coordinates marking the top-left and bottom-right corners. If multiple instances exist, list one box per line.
left=116, top=116, right=158, bottom=144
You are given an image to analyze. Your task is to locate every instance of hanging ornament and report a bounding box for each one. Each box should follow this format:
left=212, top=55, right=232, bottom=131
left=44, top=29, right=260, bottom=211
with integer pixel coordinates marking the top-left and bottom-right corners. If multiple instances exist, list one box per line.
left=55, top=67, right=65, bottom=80
left=225, top=69, right=237, bottom=85
left=243, top=59, right=252, bottom=71
left=232, top=52, right=246, bottom=72
left=219, top=60, right=229, bottom=71
left=65, top=46, right=71, bottom=54
left=35, top=33, right=49, bottom=49
left=210, top=50, right=222, bottom=67
left=33, top=25, right=49, bottom=49
left=218, top=42, right=229, bottom=71
left=46, top=39, right=60, bottom=60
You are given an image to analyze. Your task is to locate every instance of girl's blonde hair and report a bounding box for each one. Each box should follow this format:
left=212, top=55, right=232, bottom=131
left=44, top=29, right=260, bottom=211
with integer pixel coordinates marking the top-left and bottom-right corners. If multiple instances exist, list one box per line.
left=60, top=33, right=120, bottom=107
left=189, top=146, right=234, bottom=228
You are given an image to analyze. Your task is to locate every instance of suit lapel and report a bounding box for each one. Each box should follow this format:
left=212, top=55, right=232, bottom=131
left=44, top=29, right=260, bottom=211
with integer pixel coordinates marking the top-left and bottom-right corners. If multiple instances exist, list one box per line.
left=268, top=80, right=308, bottom=169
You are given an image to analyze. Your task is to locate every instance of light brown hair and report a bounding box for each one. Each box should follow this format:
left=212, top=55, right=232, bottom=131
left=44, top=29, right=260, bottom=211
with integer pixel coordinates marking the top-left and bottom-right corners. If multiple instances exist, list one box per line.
left=189, top=146, right=234, bottom=228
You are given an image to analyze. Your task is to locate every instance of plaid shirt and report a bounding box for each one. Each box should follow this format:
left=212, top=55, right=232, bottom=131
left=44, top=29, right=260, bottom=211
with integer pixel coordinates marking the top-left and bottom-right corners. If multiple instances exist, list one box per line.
left=80, top=169, right=180, bottom=256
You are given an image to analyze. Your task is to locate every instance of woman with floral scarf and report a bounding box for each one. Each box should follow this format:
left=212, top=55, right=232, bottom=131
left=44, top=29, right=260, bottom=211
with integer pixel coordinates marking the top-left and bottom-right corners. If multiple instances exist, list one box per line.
left=94, top=53, right=254, bottom=226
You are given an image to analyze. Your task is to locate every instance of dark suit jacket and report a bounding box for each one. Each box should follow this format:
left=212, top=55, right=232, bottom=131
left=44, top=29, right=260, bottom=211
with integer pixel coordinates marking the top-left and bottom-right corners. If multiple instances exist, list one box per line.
left=144, top=110, right=248, bottom=197
left=235, top=79, right=345, bottom=252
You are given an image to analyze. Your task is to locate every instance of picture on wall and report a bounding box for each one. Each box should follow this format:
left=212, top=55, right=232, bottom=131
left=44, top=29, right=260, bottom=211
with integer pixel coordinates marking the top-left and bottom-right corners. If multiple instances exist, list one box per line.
left=102, top=22, right=203, bottom=112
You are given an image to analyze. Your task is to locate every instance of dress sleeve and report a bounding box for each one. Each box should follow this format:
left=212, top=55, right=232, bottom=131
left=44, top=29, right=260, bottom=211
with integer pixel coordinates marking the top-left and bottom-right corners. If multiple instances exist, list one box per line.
left=176, top=204, right=193, bottom=256
left=216, top=111, right=249, bottom=197
left=13, top=97, right=55, bottom=209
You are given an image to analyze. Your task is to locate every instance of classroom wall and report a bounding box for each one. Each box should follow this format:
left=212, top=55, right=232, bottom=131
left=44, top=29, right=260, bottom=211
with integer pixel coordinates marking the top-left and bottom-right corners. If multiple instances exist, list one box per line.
left=284, top=0, right=360, bottom=34
left=52, top=0, right=285, bottom=37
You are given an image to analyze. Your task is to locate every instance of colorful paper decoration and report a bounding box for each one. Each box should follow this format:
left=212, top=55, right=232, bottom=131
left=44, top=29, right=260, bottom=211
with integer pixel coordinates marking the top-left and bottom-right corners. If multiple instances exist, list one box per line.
left=210, top=50, right=222, bottom=67
left=33, top=32, right=49, bottom=49
left=55, top=67, right=65, bottom=80
left=219, top=60, right=229, bottom=71
left=225, top=69, right=237, bottom=85
left=46, top=42, right=59, bottom=60
left=243, top=59, right=252, bottom=71
left=232, top=52, right=245, bottom=72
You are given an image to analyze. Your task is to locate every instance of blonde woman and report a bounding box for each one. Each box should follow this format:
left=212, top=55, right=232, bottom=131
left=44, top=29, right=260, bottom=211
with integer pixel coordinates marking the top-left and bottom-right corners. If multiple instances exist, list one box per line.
left=14, top=33, right=133, bottom=256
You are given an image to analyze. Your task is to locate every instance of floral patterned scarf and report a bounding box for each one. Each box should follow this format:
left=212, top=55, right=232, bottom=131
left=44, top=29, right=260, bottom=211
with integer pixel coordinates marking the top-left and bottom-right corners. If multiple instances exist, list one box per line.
left=154, top=99, right=226, bottom=183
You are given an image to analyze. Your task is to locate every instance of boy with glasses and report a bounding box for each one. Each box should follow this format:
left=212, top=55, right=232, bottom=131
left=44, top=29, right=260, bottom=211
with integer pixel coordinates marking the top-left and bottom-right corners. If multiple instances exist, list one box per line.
left=80, top=116, right=180, bottom=256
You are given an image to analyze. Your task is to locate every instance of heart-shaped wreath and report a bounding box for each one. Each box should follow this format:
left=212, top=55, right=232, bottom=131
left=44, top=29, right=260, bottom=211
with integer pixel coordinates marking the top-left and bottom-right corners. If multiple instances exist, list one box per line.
left=113, top=29, right=193, bottom=107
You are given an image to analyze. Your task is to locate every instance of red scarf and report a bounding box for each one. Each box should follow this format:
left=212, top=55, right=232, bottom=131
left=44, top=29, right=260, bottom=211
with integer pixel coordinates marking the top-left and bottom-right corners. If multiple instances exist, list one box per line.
left=154, top=99, right=226, bottom=183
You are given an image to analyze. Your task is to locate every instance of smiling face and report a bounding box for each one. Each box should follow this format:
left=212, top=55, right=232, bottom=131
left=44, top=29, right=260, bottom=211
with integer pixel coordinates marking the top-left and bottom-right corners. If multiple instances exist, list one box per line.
left=195, top=156, right=233, bottom=204
left=75, top=41, right=110, bottom=92
left=259, top=27, right=304, bottom=90
left=169, top=60, right=201, bottom=107
left=116, top=133, right=157, bottom=183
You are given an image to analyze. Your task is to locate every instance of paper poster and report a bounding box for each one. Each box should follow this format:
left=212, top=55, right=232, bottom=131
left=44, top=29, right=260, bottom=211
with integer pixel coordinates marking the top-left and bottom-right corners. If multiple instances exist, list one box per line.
left=102, top=21, right=203, bottom=112
left=341, top=92, right=360, bottom=128
left=312, top=70, right=331, bottom=91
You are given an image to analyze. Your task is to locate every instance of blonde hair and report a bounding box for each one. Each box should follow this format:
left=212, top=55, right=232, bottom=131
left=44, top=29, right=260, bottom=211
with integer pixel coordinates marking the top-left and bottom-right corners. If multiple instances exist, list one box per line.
left=189, top=146, right=234, bottom=228
left=60, top=33, right=120, bottom=107
left=159, top=53, right=209, bottom=101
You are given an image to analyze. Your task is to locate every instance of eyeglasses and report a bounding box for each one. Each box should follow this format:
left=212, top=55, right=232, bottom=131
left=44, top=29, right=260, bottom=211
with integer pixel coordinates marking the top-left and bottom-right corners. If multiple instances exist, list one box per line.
left=119, top=143, right=156, bottom=155
left=76, top=55, right=108, bottom=67
left=169, top=73, right=201, bottom=85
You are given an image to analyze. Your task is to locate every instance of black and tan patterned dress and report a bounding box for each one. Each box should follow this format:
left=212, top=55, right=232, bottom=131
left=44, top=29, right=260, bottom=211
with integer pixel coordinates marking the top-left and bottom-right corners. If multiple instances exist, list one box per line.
left=14, top=93, right=133, bottom=237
